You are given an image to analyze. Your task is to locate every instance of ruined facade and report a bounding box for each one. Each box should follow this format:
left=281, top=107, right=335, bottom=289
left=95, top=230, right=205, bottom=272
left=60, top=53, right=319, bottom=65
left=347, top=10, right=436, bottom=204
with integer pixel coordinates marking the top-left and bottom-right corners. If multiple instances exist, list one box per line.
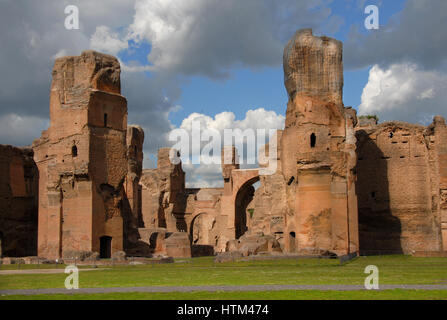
left=32, top=51, right=129, bottom=260
left=1, top=29, right=446, bottom=259
left=136, top=29, right=446, bottom=257
left=356, top=117, right=447, bottom=254
left=136, top=148, right=191, bottom=258
left=135, top=148, right=222, bottom=257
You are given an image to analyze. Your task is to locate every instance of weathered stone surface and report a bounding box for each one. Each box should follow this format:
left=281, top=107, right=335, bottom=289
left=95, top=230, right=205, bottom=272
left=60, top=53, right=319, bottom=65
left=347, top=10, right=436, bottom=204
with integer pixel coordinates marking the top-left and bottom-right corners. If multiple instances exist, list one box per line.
left=214, top=251, right=243, bottom=263
left=358, top=116, right=378, bottom=128
left=283, top=29, right=343, bottom=113
left=133, top=228, right=192, bottom=258
left=164, top=232, right=191, bottom=258
left=226, top=239, right=239, bottom=252
left=112, top=250, right=127, bottom=261
left=227, top=234, right=282, bottom=257
left=251, top=173, right=287, bottom=236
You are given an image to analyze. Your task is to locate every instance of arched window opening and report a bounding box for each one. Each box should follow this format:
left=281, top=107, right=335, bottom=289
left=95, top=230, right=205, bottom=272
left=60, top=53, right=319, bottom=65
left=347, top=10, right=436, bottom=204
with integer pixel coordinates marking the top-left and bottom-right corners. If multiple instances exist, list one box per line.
left=104, top=113, right=108, bottom=127
left=310, top=133, right=316, bottom=148
left=71, top=145, right=78, bottom=157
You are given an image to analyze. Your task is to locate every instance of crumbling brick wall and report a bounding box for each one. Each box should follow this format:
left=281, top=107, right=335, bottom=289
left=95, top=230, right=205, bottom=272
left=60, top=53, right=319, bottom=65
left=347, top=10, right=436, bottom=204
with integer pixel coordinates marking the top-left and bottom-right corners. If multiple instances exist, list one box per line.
left=140, top=148, right=186, bottom=230
left=356, top=118, right=446, bottom=254
left=0, top=145, right=38, bottom=257
left=123, top=125, right=144, bottom=248
left=138, top=148, right=227, bottom=256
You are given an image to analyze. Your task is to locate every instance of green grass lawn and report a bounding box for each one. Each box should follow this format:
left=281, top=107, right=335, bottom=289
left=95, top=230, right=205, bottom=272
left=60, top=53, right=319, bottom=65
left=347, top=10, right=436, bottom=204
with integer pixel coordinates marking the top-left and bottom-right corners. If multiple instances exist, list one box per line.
left=1, top=255, right=446, bottom=300
left=2, top=290, right=447, bottom=300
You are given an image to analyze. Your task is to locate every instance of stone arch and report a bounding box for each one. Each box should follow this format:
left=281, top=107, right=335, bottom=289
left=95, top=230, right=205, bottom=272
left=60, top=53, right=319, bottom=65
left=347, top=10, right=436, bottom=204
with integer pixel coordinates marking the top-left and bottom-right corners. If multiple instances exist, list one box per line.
left=190, top=212, right=212, bottom=245
left=289, top=231, right=296, bottom=253
left=189, top=212, right=215, bottom=257
left=234, top=175, right=260, bottom=239
left=221, top=168, right=259, bottom=240
left=285, top=224, right=297, bottom=253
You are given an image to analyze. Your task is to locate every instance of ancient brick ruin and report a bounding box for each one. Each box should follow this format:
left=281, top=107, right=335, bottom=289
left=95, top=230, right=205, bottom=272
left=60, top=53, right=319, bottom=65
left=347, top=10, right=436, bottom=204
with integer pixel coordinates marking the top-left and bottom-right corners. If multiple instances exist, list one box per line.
left=0, top=146, right=38, bottom=257
left=32, top=51, right=129, bottom=260
left=356, top=117, right=447, bottom=254
left=0, top=29, right=446, bottom=260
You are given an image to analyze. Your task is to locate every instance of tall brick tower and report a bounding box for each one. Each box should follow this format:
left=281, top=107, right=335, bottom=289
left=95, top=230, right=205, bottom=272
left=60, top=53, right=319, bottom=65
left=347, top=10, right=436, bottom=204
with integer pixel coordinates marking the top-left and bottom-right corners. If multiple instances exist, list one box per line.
left=33, top=51, right=128, bottom=259
left=281, top=29, right=358, bottom=255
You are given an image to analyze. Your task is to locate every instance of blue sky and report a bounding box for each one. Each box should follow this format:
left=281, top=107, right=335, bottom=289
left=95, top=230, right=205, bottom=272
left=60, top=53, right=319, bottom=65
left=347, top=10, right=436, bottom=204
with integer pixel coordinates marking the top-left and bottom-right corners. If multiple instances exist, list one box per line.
left=1, top=0, right=446, bottom=186
left=117, top=0, right=408, bottom=128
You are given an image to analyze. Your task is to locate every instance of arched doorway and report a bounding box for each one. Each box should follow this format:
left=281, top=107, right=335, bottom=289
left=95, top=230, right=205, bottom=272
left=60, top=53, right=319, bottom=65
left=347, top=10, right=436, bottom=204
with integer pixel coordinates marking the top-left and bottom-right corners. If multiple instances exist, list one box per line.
left=234, top=176, right=260, bottom=239
left=100, top=236, right=112, bottom=258
left=189, top=213, right=214, bottom=257
left=289, top=232, right=296, bottom=253
left=190, top=213, right=208, bottom=245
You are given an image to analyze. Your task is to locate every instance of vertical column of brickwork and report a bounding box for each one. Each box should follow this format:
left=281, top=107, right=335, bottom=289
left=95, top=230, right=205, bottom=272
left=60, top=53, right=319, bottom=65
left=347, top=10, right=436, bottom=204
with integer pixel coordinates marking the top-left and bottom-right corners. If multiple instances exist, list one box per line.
left=433, top=117, right=447, bottom=251
left=33, top=51, right=128, bottom=259
left=281, top=29, right=357, bottom=255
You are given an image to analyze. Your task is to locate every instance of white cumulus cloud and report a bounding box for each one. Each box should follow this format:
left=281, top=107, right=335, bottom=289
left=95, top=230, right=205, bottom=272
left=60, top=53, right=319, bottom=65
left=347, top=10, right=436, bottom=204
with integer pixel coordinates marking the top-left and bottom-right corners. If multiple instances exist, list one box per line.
left=170, top=108, right=285, bottom=188
left=179, top=109, right=284, bottom=133
left=0, top=114, right=49, bottom=147
left=127, top=0, right=335, bottom=77
left=90, top=26, right=129, bottom=56
left=358, top=63, right=447, bottom=124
